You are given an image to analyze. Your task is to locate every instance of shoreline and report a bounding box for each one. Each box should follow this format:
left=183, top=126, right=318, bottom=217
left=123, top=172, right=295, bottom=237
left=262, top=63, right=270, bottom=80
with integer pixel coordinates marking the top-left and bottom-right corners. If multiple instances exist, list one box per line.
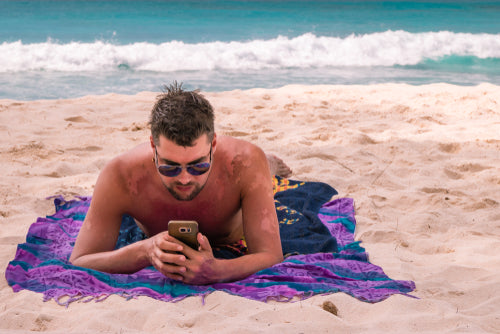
left=1, top=83, right=499, bottom=333
left=2, top=81, right=499, bottom=103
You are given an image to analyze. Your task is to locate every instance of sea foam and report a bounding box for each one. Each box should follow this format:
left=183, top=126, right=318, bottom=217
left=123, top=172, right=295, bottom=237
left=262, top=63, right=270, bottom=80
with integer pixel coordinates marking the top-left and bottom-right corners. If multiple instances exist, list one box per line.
left=1, top=31, right=499, bottom=72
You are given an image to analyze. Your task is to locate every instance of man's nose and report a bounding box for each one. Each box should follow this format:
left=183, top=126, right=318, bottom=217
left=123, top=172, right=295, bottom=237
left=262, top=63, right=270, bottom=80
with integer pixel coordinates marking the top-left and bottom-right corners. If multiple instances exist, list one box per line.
left=177, top=168, right=192, bottom=184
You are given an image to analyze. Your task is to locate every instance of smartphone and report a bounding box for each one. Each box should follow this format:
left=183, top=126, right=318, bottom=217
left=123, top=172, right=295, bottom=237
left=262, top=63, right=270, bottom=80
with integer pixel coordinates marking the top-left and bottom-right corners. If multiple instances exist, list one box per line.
left=168, top=220, right=199, bottom=250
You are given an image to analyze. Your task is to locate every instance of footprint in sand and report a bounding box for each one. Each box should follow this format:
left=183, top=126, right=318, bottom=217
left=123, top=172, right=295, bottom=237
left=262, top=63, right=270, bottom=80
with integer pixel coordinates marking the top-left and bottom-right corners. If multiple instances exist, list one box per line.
left=31, top=314, right=53, bottom=332
left=223, top=130, right=250, bottom=137
left=438, top=143, right=461, bottom=154
left=464, top=198, right=499, bottom=211
left=64, top=116, right=88, bottom=123
left=43, top=162, right=75, bottom=178
left=352, top=133, right=378, bottom=145
left=359, top=230, right=398, bottom=243
left=443, top=163, right=491, bottom=180
left=67, top=145, right=103, bottom=152
left=456, top=163, right=491, bottom=173
left=420, top=187, right=450, bottom=194
left=443, top=168, right=463, bottom=180
left=121, top=122, right=147, bottom=131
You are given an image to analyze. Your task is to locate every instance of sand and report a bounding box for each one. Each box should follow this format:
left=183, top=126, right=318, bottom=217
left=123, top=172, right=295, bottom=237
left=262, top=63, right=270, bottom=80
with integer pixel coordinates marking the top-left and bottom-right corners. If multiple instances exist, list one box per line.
left=1, top=84, right=499, bottom=333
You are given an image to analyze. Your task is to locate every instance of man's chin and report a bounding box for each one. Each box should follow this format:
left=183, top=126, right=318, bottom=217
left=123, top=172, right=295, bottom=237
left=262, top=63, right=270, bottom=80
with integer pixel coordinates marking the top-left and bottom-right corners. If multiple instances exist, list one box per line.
left=172, top=193, right=195, bottom=201
left=167, top=186, right=200, bottom=201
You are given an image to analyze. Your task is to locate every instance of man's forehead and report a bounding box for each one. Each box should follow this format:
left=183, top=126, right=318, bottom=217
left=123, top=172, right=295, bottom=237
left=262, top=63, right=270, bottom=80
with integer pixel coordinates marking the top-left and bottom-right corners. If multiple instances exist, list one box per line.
left=156, top=135, right=211, bottom=164
left=157, top=134, right=210, bottom=147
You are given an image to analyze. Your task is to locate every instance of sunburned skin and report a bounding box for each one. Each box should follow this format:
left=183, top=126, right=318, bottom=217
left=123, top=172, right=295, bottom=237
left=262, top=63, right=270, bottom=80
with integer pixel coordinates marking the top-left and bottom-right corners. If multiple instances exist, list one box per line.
left=124, top=136, right=290, bottom=244
left=70, top=133, right=291, bottom=284
left=256, top=208, right=276, bottom=234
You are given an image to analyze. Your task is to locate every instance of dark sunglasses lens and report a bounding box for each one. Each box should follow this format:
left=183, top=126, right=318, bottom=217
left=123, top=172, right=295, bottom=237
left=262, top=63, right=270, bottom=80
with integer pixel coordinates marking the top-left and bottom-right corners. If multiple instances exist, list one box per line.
left=186, top=163, right=210, bottom=176
left=157, top=163, right=210, bottom=177
left=158, top=166, right=182, bottom=177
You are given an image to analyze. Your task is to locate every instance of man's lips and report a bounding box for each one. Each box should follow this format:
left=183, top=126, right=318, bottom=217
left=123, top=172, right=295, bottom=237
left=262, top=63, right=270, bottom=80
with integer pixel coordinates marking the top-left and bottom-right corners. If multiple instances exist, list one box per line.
left=175, top=184, right=193, bottom=192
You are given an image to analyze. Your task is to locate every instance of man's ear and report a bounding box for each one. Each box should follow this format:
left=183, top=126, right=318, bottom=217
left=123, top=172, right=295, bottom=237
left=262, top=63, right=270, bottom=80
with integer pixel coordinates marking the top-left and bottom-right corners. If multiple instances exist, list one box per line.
left=211, top=133, right=217, bottom=153
left=150, top=135, right=155, bottom=149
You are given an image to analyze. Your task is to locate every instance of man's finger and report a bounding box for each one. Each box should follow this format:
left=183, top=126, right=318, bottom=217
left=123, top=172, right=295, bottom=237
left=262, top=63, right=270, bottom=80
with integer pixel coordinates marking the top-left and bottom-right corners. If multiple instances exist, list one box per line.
left=156, top=234, right=183, bottom=253
left=152, top=257, right=187, bottom=281
left=198, top=233, right=212, bottom=252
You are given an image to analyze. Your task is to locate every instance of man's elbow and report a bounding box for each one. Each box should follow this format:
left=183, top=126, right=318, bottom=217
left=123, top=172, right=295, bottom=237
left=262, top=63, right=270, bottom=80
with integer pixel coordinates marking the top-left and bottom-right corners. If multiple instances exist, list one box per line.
left=271, top=251, right=284, bottom=266
left=277, top=253, right=284, bottom=263
left=68, top=252, right=84, bottom=267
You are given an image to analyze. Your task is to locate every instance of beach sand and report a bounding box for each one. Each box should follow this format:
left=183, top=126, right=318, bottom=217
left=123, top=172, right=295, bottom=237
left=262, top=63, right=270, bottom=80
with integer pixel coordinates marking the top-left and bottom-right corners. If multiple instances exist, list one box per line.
left=1, top=84, right=499, bottom=333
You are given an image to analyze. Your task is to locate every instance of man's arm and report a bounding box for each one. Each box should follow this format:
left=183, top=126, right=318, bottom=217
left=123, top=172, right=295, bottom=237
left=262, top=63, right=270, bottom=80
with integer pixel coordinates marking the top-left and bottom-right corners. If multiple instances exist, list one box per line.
left=225, top=144, right=284, bottom=276
left=157, top=144, right=283, bottom=284
left=69, top=158, right=149, bottom=272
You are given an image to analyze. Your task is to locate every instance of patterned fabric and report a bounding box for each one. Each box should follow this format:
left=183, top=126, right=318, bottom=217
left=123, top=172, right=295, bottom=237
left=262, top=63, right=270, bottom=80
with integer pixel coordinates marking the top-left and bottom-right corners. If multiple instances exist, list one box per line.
left=274, top=176, right=339, bottom=256
left=5, top=178, right=415, bottom=306
left=212, top=239, right=248, bottom=259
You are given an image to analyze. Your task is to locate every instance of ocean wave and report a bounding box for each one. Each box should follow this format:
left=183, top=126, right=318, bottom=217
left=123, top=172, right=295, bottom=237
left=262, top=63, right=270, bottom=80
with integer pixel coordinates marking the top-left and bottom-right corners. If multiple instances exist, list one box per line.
left=1, top=31, right=499, bottom=72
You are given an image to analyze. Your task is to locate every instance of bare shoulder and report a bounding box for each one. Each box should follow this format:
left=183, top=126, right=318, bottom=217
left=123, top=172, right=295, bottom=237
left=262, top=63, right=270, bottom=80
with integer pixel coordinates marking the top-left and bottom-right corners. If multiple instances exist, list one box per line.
left=70, top=144, right=153, bottom=261
left=93, top=143, right=152, bottom=205
left=217, top=136, right=268, bottom=171
left=218, top=136, right=265, bottom=157
left=216, top=136, right=292, bottom=178
left=216, top=136, right=271, bottom=192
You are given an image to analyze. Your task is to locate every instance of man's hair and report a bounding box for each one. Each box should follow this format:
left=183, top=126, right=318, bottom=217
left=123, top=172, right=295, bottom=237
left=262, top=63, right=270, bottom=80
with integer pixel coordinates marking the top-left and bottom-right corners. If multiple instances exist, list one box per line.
left=150, top=82, right=215, bottom=147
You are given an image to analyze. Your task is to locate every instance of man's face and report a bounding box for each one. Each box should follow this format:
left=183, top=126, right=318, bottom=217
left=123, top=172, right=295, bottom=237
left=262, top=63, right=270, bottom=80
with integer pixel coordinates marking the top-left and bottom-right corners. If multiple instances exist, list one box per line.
left=153, top=134, right=214, bottom=201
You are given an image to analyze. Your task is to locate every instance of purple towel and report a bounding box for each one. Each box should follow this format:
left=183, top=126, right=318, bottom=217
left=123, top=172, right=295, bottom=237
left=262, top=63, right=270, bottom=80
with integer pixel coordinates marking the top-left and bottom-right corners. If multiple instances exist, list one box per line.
left=5, top=180, right=415, bottom=306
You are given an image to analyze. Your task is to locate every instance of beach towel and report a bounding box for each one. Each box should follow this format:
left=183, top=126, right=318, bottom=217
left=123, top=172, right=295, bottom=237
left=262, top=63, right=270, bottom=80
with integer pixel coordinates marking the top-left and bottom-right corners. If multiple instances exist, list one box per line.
left=5, top=176, right=415, bottom=306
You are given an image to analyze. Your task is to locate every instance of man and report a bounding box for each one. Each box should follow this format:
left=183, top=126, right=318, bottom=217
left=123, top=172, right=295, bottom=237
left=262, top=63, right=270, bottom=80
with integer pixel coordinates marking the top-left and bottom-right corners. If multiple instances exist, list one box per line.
left=70, top=83, right=292, bottom=285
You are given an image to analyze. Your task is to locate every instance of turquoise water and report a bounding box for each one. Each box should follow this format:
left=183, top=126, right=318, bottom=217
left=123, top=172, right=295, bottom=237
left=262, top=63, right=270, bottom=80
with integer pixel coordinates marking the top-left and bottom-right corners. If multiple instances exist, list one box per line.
left=1, top=0, right=499, bottom=100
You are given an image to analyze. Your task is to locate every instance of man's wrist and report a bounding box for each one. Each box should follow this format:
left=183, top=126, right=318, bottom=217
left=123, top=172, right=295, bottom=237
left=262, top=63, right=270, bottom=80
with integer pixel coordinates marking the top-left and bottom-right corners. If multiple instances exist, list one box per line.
left=137, top=238, right=154, bottom=267
left=210, top=258, right=228, bottom=283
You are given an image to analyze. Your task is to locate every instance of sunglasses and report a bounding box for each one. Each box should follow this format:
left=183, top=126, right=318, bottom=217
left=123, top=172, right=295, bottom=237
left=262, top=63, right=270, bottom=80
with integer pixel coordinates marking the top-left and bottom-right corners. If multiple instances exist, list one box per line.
left=155, top=146, right=212, bottom=177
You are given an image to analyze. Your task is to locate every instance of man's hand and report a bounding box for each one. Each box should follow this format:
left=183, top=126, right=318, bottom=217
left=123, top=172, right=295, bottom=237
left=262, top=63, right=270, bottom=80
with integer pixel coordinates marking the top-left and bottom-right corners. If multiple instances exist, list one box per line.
left=148, top=232, right=219, bottom=285
left=147, top=231, right=187, bottom=281
left=176, top=233, right=220, bottom=285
